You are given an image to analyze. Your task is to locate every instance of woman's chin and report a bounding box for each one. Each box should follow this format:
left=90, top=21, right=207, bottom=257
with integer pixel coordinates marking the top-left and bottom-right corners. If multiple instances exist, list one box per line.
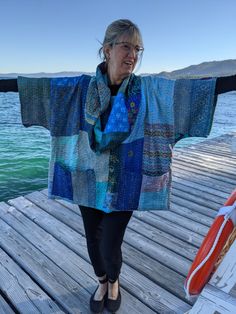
left=122, top=68, right=134, bottom=77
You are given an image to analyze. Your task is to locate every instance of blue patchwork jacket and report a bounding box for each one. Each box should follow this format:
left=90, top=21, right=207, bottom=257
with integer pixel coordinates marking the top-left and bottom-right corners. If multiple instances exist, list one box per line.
left=18, top=67, right=216, bottom=213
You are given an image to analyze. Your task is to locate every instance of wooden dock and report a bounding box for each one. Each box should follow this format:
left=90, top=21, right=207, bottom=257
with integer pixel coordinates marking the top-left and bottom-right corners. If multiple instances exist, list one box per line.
left=0, top=132, right=235, bottom=314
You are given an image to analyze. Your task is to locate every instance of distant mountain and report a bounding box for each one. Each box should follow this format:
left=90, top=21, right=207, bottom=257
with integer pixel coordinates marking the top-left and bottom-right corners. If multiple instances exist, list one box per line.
left=156, top=59, right=236, bottom=78
left=1, top=59, right=236, bottom=78
left=0, top=71, right=94, bottom=78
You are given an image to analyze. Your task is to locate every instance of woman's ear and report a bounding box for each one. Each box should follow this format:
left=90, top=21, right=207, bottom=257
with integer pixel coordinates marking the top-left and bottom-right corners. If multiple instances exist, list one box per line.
left=104, top=45, right=111, bottom=61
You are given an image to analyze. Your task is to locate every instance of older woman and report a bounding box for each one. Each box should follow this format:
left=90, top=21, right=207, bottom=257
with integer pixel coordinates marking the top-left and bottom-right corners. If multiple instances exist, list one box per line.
left=1, top=19, right=236, bottom=313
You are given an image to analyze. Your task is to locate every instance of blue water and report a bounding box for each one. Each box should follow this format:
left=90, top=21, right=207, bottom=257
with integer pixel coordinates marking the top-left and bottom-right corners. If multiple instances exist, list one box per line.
left=0, top=91, right=236, bottom=202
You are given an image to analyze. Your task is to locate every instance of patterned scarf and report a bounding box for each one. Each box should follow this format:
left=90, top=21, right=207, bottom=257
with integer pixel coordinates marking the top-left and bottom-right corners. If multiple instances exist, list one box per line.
left=85, top=63, right=141, bottom=152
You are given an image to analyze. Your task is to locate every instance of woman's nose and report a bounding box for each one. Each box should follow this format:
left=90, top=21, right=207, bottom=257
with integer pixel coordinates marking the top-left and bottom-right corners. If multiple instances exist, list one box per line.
left=127, top=47, right=136, bottom=58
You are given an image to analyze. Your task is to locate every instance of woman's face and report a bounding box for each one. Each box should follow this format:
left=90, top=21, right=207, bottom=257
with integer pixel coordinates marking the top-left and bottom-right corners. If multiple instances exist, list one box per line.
left=105, top=35, right=143, bottom=85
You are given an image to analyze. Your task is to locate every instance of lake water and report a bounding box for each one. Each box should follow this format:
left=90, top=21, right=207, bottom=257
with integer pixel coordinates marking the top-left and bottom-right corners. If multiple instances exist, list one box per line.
left=0, top=91, right=236, bottom=202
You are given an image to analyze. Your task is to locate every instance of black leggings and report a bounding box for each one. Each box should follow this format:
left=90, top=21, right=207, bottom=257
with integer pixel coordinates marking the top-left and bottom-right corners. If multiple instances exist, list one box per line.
left=80, top=206, right=133, bottom=282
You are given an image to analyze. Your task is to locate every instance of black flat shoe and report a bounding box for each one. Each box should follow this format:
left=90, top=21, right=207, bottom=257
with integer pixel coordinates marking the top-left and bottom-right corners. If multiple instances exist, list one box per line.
left=105, top=279, right=121, bottom=313
left=90, top=276, right=108, bottom=313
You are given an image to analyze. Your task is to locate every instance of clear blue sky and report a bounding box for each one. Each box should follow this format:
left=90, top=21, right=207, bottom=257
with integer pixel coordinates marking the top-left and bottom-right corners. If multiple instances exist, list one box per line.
left=1, top=0, right=236, bottom=74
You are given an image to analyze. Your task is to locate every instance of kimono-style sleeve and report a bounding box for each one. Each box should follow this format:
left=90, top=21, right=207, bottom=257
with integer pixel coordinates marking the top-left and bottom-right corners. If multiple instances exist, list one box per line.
left=17, top=75, right=91, bottom=133
left=17, top=76, right=51, bottom=129
left=141, top=75, right=217, bottom=145
left=173, top=78, right=217, bottom=142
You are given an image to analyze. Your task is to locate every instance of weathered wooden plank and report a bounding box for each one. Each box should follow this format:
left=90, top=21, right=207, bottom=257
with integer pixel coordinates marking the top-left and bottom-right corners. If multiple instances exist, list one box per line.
left=189, top=142, right=231, bottom=151
left=124, top=229, right=192, bottom=276
left=174, top=149, right=236, bottom=167
left=11, top=197, right=192, bottom=299
left=171, top=194, right=217, bottom=219
left=175, top=155, right=236, bottom=174
left=37, top=191, right=205, bottom=294
left=178, top=142, right=233, bottom=152
left=172, top=181, right=227, bottom=205
left=196, top=149, right=236, bottom=162
left=189, top=146, right=236, bottom=159
left=0, top=295, right=16, bottom=314
left=197, top=142, right=233, bottom=150
left=171, top=189, right=223, bottom=211
left=5, top=198, right=190, bottom=313
left=14, top=194, right=192, bottom=275
left=180, top=140, right=232, bottom=149
left=230, top=285, right=236, bottom=299
left=0, top=204, right=90, bottom=313
left=2, top=201, right=155, bottom=314
left=181, top=138, right=236, bottom=158
left=174, top=158, right=236, bottom=178
left=174, top=148, right=236, bottom=167
left=170, top=194, right=219, bottom=218
left=171, top=203, right=213, bottom=227
left=132, top=211, right=204, bottom=247
left=173, top=160, right=236, bottom=180
left=172, top=167, right=235, bottom=194
left=39, top=194, right=195, bottom=301
left=25, top=191, right=83, bottom=232
left=0, top=248, right=65, bottom=314
left=188, top=284, right=236, bottom=314
left=151, top=210, right=209, bottom=236
left=24, top=191, right=195, bottom=270
left=122, top=264, right=191, bottom=314
left=121, top=243, right=191, bottom=303
left=185, top=133, right=235, bottom=150
left=173, top=158, right=235, bottom=180
left=127, top=215, right=198, bottom=260
left=172, top=162, right=236, bottom=186
left=172, top=176, right=230, bottom=199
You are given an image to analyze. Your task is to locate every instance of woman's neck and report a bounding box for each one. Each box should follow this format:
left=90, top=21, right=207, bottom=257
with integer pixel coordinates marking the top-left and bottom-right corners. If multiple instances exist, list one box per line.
left=107, top=65, right=127, bottom=85
left=107, top=74, right=123, bottom=85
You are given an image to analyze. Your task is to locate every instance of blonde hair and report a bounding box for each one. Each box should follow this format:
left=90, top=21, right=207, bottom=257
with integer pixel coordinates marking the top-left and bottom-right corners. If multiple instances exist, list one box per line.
left=99, top=19, right=143, bottom=61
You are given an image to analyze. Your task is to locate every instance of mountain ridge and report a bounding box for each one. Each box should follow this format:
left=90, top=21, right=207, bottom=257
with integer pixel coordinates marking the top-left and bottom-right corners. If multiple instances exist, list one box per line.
left=156, top=59, right=236, bottom=78
left=1, top=59, right=236, bottom=78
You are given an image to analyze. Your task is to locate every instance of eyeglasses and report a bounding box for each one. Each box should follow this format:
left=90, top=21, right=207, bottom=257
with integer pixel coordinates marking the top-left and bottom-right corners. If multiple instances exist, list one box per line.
left=114, top=41, right=144, bottom=56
